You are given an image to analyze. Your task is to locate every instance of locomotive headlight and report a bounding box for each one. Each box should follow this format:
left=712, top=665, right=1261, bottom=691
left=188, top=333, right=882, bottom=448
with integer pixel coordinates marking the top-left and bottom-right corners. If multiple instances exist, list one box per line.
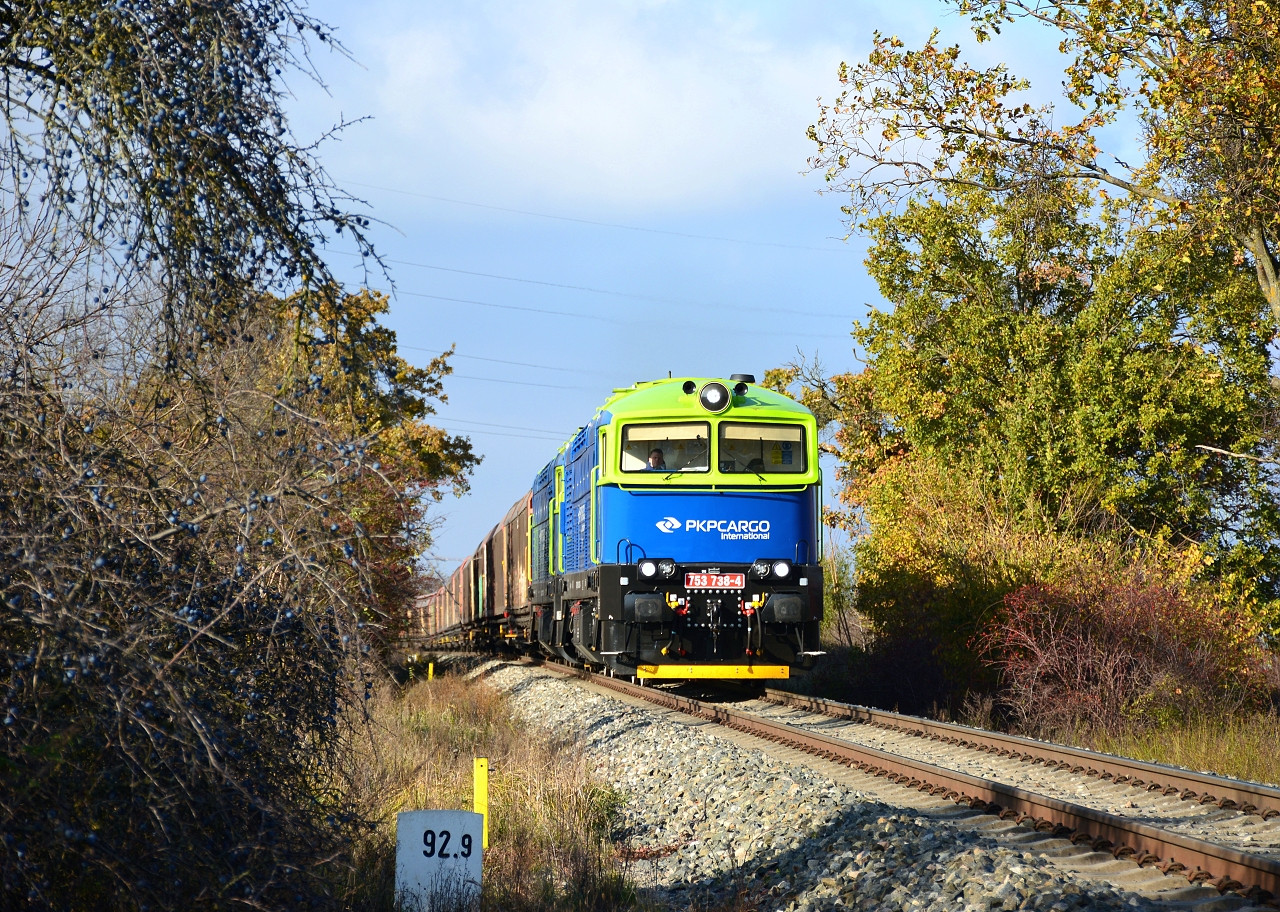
left=771, top=560, right=793, bottom=579
left=698, top=381, right=731, bottom=413
left=750, top=559, right=773, bottom=580
left=638, top=559, right=659, bottom=578
left=656, top=558, right=677, bottom=578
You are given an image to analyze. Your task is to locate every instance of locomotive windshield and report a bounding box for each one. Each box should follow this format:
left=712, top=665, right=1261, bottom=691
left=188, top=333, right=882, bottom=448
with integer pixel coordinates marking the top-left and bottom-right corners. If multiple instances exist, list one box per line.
left=621, top=422, right=710, bottom=472
left=718, top=423, right=806, bottom=473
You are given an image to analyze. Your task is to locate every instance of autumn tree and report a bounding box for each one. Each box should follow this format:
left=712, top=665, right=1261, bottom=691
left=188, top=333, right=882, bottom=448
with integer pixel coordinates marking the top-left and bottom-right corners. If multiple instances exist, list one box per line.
left=0, top=4, right=478, bottom=907
left=808, top=0, right=1280, bottom=328
left=0, top=241, right=480, bottom=910
left=775, top=169, right=1280, bottom=705
left=0, top=0, right=371, bottom=339
left=1, top=279, right=356, bottom=906
left=271, top=288, right=479, bottom=650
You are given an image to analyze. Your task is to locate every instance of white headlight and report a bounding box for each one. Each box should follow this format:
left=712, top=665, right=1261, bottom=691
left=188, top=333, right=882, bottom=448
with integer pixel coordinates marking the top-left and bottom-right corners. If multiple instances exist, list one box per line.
left=772, top=560, right=792, bottom=578
left=698, top=382, right=732, bottom=413
left=638, top=559, right=658, bottom=577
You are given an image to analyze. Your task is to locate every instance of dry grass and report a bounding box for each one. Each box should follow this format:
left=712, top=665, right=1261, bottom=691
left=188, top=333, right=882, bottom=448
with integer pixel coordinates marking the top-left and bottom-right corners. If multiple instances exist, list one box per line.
left=1073, top=710, right=1280, bottom=788
left=339, top=670, right=636, bottom=912
left=1014, top=653, right=1280, bottom=788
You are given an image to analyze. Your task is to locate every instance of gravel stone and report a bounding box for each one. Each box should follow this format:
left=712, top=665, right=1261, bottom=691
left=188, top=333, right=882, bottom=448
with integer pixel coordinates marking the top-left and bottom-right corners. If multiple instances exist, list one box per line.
left=477, top=663, right=1202, bottom=911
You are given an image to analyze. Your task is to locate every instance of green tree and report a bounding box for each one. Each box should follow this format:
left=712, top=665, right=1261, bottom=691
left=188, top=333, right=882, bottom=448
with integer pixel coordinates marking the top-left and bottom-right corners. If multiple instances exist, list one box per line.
left=779, top=174, right=1279, bottom=702
left=858, top=178, right=1278, bottom=551
left=808, top=0, right=1280, bottom=327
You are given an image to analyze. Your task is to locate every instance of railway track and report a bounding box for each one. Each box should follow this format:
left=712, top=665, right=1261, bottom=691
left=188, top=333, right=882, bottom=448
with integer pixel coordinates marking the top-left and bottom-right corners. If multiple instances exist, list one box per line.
left=538, top=662, right=1280, bottom=904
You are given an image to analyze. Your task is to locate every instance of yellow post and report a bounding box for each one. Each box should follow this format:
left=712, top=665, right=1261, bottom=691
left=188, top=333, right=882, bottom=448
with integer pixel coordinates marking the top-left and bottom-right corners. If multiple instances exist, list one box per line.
left=428, top=661, right=434, bottom=682
left=473, top=757, right=489, bottom=849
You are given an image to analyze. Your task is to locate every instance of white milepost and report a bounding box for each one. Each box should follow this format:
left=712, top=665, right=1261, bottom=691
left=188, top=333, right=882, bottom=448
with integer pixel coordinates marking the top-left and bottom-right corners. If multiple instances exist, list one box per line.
left=395, top=809, right=484, bottom=911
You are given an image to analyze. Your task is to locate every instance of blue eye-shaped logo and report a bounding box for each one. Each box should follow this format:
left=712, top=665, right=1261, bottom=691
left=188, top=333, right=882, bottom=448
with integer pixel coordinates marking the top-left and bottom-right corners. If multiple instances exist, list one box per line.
left=655, top=516, right=681, bottom=533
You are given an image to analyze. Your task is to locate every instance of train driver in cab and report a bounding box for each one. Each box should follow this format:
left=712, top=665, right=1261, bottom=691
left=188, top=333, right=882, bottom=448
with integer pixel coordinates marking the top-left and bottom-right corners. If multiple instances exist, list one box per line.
left=647, top=448, right=666, bottom=470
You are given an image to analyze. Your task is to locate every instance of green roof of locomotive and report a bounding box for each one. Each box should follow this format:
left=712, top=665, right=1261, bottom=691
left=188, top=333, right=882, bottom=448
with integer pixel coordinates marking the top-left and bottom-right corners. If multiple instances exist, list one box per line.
left=598, top=377, right=812, bottom=421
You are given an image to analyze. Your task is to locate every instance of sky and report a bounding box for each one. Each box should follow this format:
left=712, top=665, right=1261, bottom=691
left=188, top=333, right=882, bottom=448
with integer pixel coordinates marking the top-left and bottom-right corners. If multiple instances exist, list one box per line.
left=288, top=0, right=1073, bottom=574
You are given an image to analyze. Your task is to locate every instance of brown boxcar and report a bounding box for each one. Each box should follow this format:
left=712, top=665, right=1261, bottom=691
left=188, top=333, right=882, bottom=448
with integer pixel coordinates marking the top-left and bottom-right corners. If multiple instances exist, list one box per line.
left=500, top=494, right=531, bottom=615
left=409, top=493, right=534, bottom=648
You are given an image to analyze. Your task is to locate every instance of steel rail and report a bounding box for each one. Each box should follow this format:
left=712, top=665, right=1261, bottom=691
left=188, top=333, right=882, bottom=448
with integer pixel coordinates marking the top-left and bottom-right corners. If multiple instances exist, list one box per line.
left=762, top=690, right=1280, bottom=820
left=539, top=665, right=1279, bottom=901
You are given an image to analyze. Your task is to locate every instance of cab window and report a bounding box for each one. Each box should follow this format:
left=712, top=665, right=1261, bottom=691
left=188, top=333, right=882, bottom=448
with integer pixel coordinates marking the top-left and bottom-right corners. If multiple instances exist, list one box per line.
left=718, top=423, right=806, bottom=473
left=621, top=422, right=710, bottom=472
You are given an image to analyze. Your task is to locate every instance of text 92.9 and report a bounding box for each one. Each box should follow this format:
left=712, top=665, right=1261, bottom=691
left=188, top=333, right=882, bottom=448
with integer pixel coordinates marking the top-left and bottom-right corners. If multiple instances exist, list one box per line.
left=423, top=829, right=473, bottom=859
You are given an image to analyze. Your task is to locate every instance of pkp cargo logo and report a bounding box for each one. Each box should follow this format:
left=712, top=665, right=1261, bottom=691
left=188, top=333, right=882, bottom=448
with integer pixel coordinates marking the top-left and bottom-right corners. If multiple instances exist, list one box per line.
left=655, top=516, right=681, bottom=533
left=653, top=515, right=772, bottom=540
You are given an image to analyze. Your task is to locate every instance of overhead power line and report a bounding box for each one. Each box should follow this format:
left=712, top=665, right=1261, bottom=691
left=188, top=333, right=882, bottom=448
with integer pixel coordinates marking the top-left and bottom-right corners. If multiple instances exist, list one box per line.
left=388, top=259, right=852, bottom=320
left=450, top=373, right=590, bottom=391
left=328, top=249, right=853, bottom=320
left=395, top=289, right=625, bottom=323
left=401, top=261, right=679, bottom=306
left=341, top=179, right=849, bottom=253
left=446, top=351, right=610, bottom=376
left=442, top=426, right=568, bottom=442
left=442, top=416, right=574, bottom=436
left=397, top=346, right=615, bottom=380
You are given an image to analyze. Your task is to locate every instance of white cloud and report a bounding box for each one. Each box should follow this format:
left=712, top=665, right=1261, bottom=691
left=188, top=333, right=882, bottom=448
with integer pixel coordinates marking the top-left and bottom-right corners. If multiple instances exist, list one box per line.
left=296, top=0, right=1116, bottom=218
left=345, top=1, right=858, bottom=212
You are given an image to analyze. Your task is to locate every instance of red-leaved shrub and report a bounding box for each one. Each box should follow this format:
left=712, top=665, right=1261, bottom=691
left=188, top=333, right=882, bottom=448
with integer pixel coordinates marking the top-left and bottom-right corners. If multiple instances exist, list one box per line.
left=980, top=573, right=1267, bottom=734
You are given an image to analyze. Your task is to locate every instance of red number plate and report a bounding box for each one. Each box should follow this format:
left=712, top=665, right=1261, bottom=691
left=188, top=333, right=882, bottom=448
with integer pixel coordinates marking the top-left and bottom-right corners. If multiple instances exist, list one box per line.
left=684, top=572, right=745, bottom=589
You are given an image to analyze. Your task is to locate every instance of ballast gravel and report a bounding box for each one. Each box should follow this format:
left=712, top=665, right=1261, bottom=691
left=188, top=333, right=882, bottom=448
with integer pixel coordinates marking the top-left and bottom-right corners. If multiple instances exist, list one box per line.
left=477, top=663, right=1187, bottom=912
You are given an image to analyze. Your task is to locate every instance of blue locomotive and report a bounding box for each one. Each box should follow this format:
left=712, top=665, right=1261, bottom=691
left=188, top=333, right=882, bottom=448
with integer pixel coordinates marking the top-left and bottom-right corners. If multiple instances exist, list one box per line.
left=412, top=375, right=824, bottom=680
